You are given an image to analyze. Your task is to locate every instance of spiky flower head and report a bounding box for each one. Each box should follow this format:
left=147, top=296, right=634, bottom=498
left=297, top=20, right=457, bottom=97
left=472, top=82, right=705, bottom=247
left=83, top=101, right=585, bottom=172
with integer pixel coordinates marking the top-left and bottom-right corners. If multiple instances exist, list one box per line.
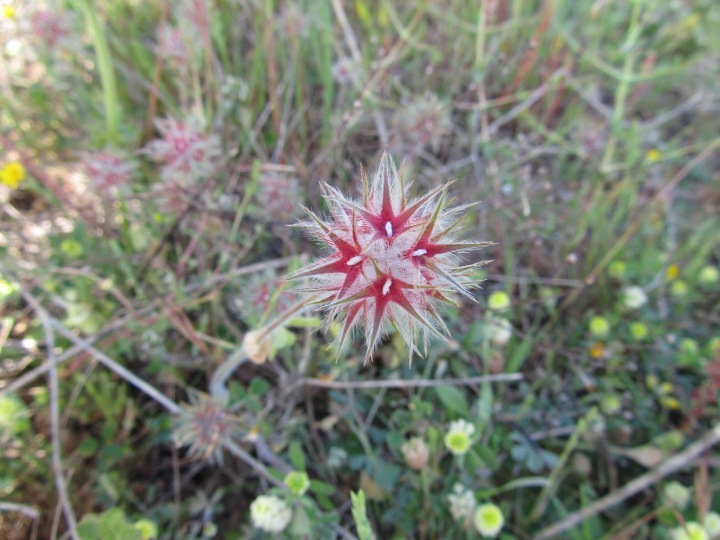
left=291, top=152, right=488, bottom=363
left=173, top=391, right=244, bottom=464
left=392, top=92, right=451, bottom=152
left=143, top=117, right=221, bottom=183
left=82, top=150, right=137, bottom=194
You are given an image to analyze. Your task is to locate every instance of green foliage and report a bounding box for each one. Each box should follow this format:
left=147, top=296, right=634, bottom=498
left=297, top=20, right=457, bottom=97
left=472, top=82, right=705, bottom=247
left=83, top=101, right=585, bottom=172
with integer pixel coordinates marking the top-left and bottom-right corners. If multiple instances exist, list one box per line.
left=77, top=508, right=144, bottom=540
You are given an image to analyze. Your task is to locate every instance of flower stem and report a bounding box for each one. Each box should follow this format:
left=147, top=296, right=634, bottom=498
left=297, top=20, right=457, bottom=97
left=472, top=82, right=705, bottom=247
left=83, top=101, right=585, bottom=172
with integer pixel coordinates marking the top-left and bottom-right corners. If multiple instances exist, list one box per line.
left=209, top=296, right=315, bottom=402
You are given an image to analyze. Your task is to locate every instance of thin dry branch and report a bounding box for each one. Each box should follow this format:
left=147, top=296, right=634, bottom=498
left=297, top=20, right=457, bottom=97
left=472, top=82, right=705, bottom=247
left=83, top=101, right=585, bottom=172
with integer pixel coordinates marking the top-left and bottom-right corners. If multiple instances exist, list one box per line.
left=19, top=290, right=79, bottom=540
left=300, top=373, right=523, bottom=390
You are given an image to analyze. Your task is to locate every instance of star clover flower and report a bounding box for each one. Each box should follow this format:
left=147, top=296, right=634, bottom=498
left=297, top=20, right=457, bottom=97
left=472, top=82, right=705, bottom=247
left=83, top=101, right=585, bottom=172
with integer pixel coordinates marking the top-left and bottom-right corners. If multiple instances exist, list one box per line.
left=82, top=150, right=137, bottom=194
left=143, top=117, right=221, bottom=183
left=291, top=152, right=489, bottom=363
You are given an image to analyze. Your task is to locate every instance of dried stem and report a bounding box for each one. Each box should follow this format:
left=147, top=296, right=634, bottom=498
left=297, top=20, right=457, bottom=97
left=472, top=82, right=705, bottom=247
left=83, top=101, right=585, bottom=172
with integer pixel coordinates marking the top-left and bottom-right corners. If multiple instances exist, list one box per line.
left=300, top=373, right=523, bottom=390
left=19, top=290, right=79, bottom=540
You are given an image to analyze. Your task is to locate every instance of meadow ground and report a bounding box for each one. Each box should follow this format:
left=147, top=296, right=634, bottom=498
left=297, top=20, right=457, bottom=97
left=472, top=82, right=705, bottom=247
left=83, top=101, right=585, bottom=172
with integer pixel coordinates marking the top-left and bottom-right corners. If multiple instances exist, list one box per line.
left=1, top=1, right=719, bottom=539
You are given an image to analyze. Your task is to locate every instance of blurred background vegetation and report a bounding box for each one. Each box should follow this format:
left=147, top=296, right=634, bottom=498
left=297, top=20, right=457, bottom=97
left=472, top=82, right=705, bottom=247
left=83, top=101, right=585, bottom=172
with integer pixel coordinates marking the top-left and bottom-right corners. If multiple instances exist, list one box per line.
left=1, top=0, right=719, bottom=538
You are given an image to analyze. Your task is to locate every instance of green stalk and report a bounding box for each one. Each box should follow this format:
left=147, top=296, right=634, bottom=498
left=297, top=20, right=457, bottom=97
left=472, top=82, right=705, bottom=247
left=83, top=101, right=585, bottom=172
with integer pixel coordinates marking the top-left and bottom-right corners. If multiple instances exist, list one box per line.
left=600, top=1, right=642, bottom=173
left=78, top=0, right=121, bottom=145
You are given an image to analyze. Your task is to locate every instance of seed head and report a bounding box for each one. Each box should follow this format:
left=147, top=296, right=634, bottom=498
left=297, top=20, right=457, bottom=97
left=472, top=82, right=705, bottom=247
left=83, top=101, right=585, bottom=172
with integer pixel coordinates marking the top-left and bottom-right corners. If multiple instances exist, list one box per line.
left=290, top=152, right=489, bottom=363
left=254, top=173, right=301, bottom=223
left=82, top=150, right=137, bottom=194
left=173, top=391, right=244, bottom=464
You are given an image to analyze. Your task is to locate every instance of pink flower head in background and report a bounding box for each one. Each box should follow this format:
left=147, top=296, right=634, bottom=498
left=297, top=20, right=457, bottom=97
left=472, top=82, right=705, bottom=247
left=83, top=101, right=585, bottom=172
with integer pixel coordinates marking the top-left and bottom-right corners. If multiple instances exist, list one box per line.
left=31, top=9, right=71, bottom=48
left=235, top=270, right=298, bottom=326
left=157, top=25, right=189, bottom=67
left=82, top=150, right=137, bottom=194
left=143, top=117, right=221, bottom=183
left=291, top=153, right=490, bottom=363
left=255, top=173, right=300, bottom=223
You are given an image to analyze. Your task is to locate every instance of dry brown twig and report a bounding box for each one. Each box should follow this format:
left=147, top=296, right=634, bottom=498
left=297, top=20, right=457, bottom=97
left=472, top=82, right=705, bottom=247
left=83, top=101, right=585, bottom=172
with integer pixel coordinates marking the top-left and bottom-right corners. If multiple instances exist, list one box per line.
left=300, top=373, right=522, bottom=390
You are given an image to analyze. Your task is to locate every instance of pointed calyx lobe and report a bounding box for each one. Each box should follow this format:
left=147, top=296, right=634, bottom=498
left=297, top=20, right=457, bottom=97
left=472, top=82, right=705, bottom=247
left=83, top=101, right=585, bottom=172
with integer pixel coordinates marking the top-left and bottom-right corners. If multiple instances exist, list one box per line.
left=290, top=152, right=489, bottom=362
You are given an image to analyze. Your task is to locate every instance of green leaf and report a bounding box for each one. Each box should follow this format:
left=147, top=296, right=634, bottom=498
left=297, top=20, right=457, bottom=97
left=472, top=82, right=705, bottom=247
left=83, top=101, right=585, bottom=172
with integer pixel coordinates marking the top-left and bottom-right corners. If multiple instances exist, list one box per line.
left=270, top=327, right=296, bottom=356
left=508, top=338, right=533, bottom=373
left=309, top=479, right=336, bottom=496
left=435, top=385, right=470, bottom=417
left=351, top=490, right=376, bottom=540
left=286, top=316, right=322, bottom=328
left=288, top=440, right=306, bottom=471
left=476, top=383, right=493, bottom=424
left=77, top=509, right=142, bottom=540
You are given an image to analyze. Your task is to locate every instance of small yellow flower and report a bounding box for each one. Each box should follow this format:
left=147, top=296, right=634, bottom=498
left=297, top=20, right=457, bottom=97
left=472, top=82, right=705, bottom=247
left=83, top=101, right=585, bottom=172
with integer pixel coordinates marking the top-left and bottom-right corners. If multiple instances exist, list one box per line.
left=630, top=321, right=649, bottom=341
left=473, top=503, right=504, bottom=538
left=608, top=261, right=627, bottom=279
left=646, top=149, right=662, bottom=163
left=488, top=291, right=510, bottom=311
left=283, top=470, right=310, bottom=496
left=661, top=395, right=681, bottom=410
left=600, top=394, right=622, bottom=415
left=589, top=316, right=610, bottom=339
left=444, top=419, right=476, bottom=456
left=670, top=279, right=689, bottom=298
left=680, top=339, right=699, bottom=354
left=2, top=4, right=15, bottom=19
left=589, top=342, right=605, bottom=359
left=670, top=522, right=707, bottom=540
left=645, top=374, right=659, bottom=390
left=659, top=382, right=674, bottom=395
left=0, top=162, right=26, bottom=189
left=666, top=264, right=680, bottom=281
left=698, top=265, right=719, bottom=286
